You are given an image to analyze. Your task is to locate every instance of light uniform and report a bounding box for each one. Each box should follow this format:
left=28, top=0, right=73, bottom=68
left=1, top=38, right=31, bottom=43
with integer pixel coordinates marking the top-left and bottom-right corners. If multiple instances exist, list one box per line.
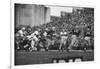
left=60, top=32, right=68, bottom=40
left=84, top=37, right=90, bottom=41
left=27, top=31, right=39, bottom=51
left=28, top=30, right=39, bottom=41
left=18, top=30, right=25, bottom=37
left=34, top=31, right=39, bottom=35
left=43, top=32, right=48, bottom=37
left=59, top=31, right=68, bottom=50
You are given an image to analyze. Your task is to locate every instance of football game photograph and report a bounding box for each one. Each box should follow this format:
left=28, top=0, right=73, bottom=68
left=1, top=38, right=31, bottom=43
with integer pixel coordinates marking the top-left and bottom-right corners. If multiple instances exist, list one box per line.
left=14, top=3, right=94, bottom=65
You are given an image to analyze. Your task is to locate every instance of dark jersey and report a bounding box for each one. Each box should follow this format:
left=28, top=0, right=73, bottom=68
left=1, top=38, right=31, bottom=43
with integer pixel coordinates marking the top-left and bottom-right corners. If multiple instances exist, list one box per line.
left=40, top=31, right=44, bottom=37
left=72, top=29, right=81, bottom=37
left=46, top=30, right=55, bottom=39
left=47, top=30, right=55, bottom=36
left=84, top=27, right=92, bottom=37
left=84, top=31, right=91, bottom=37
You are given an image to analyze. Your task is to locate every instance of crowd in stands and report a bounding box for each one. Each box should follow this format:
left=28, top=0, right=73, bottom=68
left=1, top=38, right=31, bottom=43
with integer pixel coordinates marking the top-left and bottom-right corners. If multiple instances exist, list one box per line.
left=15, top=8, right=94, bottom=51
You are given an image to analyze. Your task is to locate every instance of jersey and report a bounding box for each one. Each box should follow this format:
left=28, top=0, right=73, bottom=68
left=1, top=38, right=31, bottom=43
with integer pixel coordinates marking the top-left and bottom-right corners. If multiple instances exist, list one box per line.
left=60, top=32, right=67, bottom=36
left=72, top=29, right=81, bottom=37
left=84, top=30, right=91, bottom=37
left=47, top=30, right=55, bottom=39
left=18, top=30, right=25, bottom=37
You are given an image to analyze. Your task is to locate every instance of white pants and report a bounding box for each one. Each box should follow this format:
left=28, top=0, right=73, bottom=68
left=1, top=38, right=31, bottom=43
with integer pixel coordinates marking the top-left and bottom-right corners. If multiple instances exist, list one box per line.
left=84, top=36, right=91, bottom=46
left=31, top=40, right=37, bottom=51
left=59, top=36, right=68, bottom=50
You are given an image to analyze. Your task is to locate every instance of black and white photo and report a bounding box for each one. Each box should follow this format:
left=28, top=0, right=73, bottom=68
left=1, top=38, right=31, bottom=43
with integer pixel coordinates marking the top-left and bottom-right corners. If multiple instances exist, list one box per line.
left=14, top=3, right=94, bottom=65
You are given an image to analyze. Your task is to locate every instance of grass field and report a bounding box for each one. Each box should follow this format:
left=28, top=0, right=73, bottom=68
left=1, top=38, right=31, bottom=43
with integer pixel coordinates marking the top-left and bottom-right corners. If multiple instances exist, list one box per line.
left=15, top=50, right=94, bottom=65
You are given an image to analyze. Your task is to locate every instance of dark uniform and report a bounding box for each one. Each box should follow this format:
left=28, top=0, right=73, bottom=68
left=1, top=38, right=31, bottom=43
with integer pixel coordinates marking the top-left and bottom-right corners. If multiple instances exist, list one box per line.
left=47, top=30, right=55, bottom=40
left=72, top=29, right=81, bottom=37
left=84, top=30, right=91, bottom=37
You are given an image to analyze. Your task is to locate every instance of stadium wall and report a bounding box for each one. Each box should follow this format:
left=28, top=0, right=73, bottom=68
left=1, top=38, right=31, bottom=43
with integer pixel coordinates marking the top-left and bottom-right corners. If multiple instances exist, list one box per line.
left=15, top=4, right=50, bottom=27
